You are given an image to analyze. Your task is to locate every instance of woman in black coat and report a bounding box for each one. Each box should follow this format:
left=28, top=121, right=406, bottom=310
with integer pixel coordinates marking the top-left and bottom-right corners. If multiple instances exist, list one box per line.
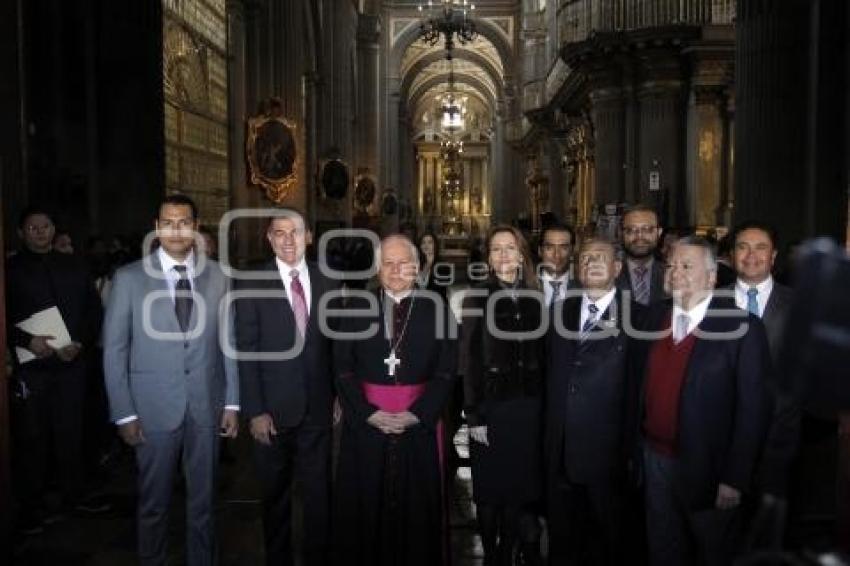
left=461, top=225, right=545, bottom=566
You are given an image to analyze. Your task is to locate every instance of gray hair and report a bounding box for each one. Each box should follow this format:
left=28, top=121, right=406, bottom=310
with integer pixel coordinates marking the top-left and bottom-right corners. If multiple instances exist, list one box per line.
left=375, top=233, right=420, bottom=268
left=578, top=234, right=624, bottom=261
left=672, top=235, right=717, bottom=271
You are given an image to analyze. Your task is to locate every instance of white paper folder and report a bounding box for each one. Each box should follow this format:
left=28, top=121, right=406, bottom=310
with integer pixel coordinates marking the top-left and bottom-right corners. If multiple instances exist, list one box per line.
left=14, top=306, right=73, bottom=364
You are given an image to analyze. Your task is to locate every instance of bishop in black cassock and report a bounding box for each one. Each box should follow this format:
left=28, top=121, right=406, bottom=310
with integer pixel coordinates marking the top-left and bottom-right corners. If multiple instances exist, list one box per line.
left=333, top=235, right=457, bottom=566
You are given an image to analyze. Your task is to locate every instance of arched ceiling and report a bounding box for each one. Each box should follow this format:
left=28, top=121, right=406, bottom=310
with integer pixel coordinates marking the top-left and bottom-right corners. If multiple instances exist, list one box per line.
left=399, top=37, right=511, bottom=143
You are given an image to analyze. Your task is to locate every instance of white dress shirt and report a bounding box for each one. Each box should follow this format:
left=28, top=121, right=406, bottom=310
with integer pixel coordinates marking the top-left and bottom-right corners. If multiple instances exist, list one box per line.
left=541, top=271, right=570, bottom=306
left=159, top=246, right=195, bottom=301
left=734, top=276, right=774, bottom=318
left=579, top=287, right=617, bottom=331
left=672, top=292, right=713, bottom=338
left=276, top=257, right=312, bottom=315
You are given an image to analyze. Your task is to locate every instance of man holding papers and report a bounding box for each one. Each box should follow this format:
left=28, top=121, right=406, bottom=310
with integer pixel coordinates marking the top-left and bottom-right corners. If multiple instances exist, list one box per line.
left=5, top=206, right=103, bottom=534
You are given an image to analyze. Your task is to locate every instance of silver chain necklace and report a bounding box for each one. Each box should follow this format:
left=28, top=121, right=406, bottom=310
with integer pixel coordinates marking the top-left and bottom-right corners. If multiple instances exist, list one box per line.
left=381, top=290, right=416, bottom=379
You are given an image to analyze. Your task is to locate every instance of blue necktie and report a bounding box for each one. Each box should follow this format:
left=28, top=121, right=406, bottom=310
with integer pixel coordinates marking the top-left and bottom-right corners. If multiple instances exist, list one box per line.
left=746, top=287, right=759, bottom=316
left=581, top=303, right=599, bottom=340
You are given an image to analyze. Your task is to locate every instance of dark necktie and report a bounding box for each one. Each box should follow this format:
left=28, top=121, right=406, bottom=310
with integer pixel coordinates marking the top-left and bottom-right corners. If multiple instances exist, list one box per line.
left=173, top=265, right=193, bottom=332
left=580, top=303, right=599, bottom=340
left=290, top=269, right=308, bottom=336
left=549, top=280, right=562, bottom=307
left=633, top=264, right=649, bottom=305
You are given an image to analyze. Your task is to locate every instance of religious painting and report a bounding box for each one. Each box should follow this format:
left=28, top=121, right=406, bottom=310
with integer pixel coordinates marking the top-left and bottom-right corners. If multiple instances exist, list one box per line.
left=321, top=159, right=349, bottom=200
left=246, top=99, right=298, bottom=203
left=354, top=174, right=377, bottom=214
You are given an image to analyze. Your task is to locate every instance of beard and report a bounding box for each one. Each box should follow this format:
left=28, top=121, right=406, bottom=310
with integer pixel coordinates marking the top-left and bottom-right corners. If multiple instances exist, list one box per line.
left=625, top=240, right=657, bottom=259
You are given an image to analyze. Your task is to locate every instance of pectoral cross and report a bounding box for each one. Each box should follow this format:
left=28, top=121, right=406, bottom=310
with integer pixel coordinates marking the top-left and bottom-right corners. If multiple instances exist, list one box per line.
left=384, top=350, right=401, bottom=377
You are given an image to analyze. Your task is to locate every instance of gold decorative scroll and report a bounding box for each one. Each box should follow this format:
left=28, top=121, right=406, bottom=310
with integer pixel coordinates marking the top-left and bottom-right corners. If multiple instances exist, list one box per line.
left=246, top=112, right=298, bottom=204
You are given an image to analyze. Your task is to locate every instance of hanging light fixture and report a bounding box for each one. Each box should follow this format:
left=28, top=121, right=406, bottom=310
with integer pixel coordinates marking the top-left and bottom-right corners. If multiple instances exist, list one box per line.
left=418, top=0, right=477, bottom=59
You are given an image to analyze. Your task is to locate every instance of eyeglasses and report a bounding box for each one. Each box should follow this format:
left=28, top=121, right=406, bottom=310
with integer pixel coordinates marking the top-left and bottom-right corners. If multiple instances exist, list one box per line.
left=25, top=223, right=54, bottom=233
left=623, top=225, right=657, bottom=237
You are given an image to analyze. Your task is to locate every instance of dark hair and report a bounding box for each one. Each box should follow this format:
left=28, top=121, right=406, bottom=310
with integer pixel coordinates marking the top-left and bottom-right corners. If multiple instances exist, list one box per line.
left=539, top=221, right=576, bottom=250
left=622, top=203, right=659, bottom=224
left=417, top=231, right=441, bottom=263
left=578, top=235, right=623, bottom=261
left=730, top=221, right=778, bottom=250
left=486, top=225, right=538, bottom=289
left=18, top=205, right=54, bottom=230
left=158, top=194, right=198, bottom=220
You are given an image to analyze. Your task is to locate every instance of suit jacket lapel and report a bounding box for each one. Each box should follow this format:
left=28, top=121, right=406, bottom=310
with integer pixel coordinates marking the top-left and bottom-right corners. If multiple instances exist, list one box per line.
left=188, top=256, right=211, bottom=333
left=305, top=262, right=322, bottom=338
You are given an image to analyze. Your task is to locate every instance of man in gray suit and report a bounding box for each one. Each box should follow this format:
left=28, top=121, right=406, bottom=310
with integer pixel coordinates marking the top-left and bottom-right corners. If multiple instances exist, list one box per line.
left=616, top=204, right=667, bottom=306
left=103, top=194, right=239, bottom=566
left=731, top=222, right=798, bottom=519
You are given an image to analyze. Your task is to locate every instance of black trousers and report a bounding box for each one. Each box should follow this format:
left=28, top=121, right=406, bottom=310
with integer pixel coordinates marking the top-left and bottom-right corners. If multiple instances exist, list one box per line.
left=12, top=361, right=86, bottom=513
left=547, top=473, right=624, bottom=566
left=253, top=424, right=331, bottom=566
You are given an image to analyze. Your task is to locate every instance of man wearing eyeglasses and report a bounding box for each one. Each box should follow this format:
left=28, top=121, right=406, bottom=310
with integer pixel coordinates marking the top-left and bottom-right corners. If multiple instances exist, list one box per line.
left=6, top=206, right=104, bottom=535
left=616, top=204, right=667, bottom=306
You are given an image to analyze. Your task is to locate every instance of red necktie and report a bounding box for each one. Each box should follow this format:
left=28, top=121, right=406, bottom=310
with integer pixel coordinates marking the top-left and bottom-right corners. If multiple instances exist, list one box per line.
left=290, top=270, right=308, bottom=336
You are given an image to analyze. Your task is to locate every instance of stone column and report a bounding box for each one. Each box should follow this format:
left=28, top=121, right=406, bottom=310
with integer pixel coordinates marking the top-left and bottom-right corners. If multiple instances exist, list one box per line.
left=636, top=48, right=685, bottom=227
left=227, top=0, right=250, bottom=261
left=735, top=0, right=848, bottom=244
left=588, top=63, right=625, bottom=208
left=356, top=13, right=381, bottom=190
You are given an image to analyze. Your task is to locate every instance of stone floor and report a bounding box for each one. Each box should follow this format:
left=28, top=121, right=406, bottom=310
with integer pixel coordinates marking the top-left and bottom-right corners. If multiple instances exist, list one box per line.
left=11, top=418, right=843, bottom=565
left=11, top=425, right=485, bottom=566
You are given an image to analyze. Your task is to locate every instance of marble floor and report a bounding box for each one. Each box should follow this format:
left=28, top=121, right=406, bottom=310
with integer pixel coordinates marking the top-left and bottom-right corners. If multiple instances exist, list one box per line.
left=11, top=425, right=486, bottom=566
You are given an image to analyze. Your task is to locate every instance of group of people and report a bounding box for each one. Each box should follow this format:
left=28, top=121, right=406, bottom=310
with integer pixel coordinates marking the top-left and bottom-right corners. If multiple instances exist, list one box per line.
left=7, top=196, right=797, bottom=566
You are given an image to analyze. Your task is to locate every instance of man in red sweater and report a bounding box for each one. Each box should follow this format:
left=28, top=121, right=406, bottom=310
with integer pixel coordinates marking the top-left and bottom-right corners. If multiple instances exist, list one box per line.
left=635, top=236, right=771, bottom=566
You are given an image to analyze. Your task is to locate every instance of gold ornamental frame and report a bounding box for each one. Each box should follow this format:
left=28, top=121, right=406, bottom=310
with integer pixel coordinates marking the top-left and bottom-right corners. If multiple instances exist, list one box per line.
left=246, top=110, right=299, bottom=204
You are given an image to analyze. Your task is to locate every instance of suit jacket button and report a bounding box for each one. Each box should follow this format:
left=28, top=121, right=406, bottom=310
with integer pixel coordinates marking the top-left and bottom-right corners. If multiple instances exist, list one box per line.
left=184, top=369, right=190, bottom=375
left=569, top=385, right=577, bottom=394
left=574, top=360, right=582, bottom=367
left=184, top=342, right=189, bottom=349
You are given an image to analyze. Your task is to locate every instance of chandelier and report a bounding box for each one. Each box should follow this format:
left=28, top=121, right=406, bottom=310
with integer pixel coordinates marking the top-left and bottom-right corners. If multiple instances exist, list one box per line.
left=418, top=0, right=477, bottom=59
left=439, top=64, right=467, bottom=131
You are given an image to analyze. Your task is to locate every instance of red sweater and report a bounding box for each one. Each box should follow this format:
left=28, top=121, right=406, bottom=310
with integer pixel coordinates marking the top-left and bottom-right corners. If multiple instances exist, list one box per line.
left=643, top=327, right=698, bottom=456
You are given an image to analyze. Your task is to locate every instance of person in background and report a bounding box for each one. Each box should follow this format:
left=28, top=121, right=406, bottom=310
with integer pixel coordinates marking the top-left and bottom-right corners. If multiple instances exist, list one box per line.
left=53, top=229, right=75, bottom=255
left=616, top=204, right=667, bottom=306
left=730, top=221, right=799, bottom=548
left=6, top=206, right=105, bottom=535
left=537, top=222, right=575, bottom=311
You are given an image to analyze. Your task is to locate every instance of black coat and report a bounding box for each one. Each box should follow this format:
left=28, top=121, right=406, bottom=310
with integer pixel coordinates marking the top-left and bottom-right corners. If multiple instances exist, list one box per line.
left=545, top=292, right=641, bottom=485
left=461, top=277, right=546, bottom=504
left=5, top=248, right=102, bottom=369
left=757, top=282, right=799, bottom=497
left=630, top=296, right=773, bottom=509
left=235, top=261, right=339, bottom=429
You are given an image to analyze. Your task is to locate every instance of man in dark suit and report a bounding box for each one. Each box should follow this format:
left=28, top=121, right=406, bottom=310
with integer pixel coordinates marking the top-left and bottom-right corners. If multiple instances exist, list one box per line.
left=235, top=208, right=337, bottom=566
left=635, top=236, right=771, bottom=566
left=545, top=236, right=638, bottom=565
left=616, top=204, right=667, bottom=306
left=731, top=222, right=799, bottom=540
left=537, top=222, right=575, bottom=310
